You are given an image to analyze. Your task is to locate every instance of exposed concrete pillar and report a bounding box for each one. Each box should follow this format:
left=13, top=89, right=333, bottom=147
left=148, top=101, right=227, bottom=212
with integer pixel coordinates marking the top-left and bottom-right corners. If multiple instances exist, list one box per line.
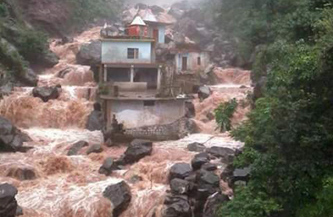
left=104, top=65, right=107, bottom=82
left=99, top=65, right=103, bottom=83
left=157, top=66, right=162, bottom=90
left=130, top=65, right=134, bottom=83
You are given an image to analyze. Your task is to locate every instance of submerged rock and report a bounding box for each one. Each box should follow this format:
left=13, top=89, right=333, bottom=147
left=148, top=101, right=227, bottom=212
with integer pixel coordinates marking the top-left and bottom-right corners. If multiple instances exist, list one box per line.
left=0, top=183, right=18, bottom=217
left=6, top=166, right=37, bottom=181
left=86, top=144, right=103, bottom=155
left=32, top=85, right=61, bottom=102
left=198, top=86, right=211, bottom=100
left=67, top=141, right=89, bottom=156
left=121, top=139, right=153, bottom=164
left=103, top=181, right=132, bottom=217
left=187, top=142, right=205, bottom=152
left=169, top=163, right=192, bottom=181
left=98, top=157, right=118, bottom=175
left=0, top=116, right=31, bottom=152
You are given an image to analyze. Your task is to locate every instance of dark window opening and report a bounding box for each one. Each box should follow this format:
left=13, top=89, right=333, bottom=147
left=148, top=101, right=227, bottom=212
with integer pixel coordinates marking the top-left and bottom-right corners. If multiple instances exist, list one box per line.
left=144, top=100, right=155, bottom=106
left=133, top=68, right=158, bottom=89
left=128, top=48, right=139, bottom=59
left=107, top=68, right=131, bottom=82
left=197, top=56, right=201, bottom=66
left=182, top=56, right=188, bottom=71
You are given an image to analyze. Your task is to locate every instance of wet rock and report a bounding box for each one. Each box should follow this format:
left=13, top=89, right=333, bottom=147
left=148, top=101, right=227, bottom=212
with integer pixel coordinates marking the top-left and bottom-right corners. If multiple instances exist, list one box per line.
left=187, top=142, right=205, bottom=152
left=122, top=139, right=153, bottom=164
left=0, top=116, right=31, bottom=152
left=128, top=175, right=143, bottom=184
left=220, top=164, right=234, bottom=181
left=191, top=152, right=210, bottom=170
left=76, top=40, right=101, bottom=66
left=22, top=68, right=38, bottom=87
left=6, top=167, right=37, bottom=181
left=0, top=183, right=18, bottom=217
left=98, top=157, right=118, bottom=176
left=203, top=192, right=229, bottom=217
left=16, top=205, right=23, bottom=216
left=40, top=51, right=59, bottom=68
left=135, top=3, right=148, bottom=10
left=86, top=144, right=103, bottom=155
left=170, top=178, right=190, bottom=195
left=198, top=86, right=211, bottom=100
left=201, top=163, right=217, bottom=172
left=231, top=167, right=251, bottom=186
left=169, top=163, right=192, bottom=181
left=185, top=119, right=200, bottom=134
left=103, top=181, right=131, bottom=217
left=163, top=195, right=191, bottom=217
left=206, top=146, right=235, bottom=164
left=196, top=170, right=220, bottom=198
left=185, top=101, right=195, bottom=118
left=32, top=86, right=61, bottom=102
left=67, top=141, right=89, bottom=156
left=86, top=103, right=105, bottom=131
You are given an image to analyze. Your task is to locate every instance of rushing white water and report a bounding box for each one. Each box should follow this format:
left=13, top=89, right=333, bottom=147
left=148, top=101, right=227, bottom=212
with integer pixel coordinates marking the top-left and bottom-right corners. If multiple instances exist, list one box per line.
left=0, top=26, right=251, bottom=217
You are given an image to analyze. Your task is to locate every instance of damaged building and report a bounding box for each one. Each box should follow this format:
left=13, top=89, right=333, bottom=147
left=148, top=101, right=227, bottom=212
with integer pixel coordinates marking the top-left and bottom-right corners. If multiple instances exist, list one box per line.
left=98, top=9, right=211, bottom=140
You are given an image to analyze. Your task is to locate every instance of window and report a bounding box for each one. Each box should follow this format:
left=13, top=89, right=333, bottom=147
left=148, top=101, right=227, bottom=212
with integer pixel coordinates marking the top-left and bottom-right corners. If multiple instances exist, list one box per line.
left=197, top=56, right=201, bottom=66
left=128, top=48, right=139, bottom=59
left=144, top=100, right=155, bottom=107
left=182, top=56, right=188, bottom=71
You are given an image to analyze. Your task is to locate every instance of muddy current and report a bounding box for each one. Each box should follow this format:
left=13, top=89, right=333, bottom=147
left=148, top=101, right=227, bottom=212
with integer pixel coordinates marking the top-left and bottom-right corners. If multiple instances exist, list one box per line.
left=0, top=27, right=251, bottom=217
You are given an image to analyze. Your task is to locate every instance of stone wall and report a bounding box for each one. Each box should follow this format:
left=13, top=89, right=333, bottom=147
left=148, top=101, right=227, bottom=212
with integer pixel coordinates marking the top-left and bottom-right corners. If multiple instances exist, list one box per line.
left=124, top=117, right=188, bottom=141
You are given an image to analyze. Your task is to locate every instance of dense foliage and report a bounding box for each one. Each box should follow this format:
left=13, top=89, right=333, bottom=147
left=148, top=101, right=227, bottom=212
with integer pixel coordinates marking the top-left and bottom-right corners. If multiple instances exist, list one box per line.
left=213, top=0, right=333, bottom=216
left=214, top=98, right=238, bottom=132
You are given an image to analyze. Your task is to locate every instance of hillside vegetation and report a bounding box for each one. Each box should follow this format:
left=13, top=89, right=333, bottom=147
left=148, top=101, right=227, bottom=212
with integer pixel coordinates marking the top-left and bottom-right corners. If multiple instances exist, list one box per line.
left=212, top=0, right=333, bottom=216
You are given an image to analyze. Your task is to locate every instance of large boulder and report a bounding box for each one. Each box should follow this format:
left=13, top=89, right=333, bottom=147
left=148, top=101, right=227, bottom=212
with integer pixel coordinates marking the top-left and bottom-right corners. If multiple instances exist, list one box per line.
left=121, top=140, right=153, bottom=165
left=86, top=144, right=103, bottom=155
left=169, top=163, right=192, bottom=181
left=203, top=193, right=229, bottom=217
left=170, top=178, right=190, bottom=195
left=98, top=157, right=119, bottom=175
left=6, top=166, right=37, bottom=181
left=103, top=181, right=132, bottom=217
left=206, top=146, right=235, bottom=164
left=187, top=142, right=205, bottom=152
left=196, top=170, right=220, bottom=198
left=40, top=51, right=59, bottom=68
left=198, top=86, right=211, bottom=100
left=0, top=183, right=18, bottom=217
left=191, top=153, right=210, bottom=171
left=67, top=141, right=89, bottom=156
left=162, top=195, right=191, bottom=217
left=86, top=102, right=105, bottom=131
left=0, top=116, right=31, bottom=152
left=76, top=40, right=101, bottom=66
left=32, top=85, right=61, bottom=102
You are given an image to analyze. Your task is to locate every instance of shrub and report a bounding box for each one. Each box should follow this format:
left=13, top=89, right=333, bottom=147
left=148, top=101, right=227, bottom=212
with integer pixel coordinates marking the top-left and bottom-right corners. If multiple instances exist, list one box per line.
left=214, top=98, right=238, bottom=132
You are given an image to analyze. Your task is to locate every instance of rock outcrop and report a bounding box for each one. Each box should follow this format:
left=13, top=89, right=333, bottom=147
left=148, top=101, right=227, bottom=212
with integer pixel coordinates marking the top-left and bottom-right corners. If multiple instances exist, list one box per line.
left=103, top=181, right=132, bottom=217
left=67, top=141, right=89, bottom=156
left=0, top=183, right=18, bottom=217
left=76, top=40, right=101, bottom=66
left=0, top=116, right=31, bottom=152
left=32, top=85, right=61, bottom=102
left=86, top=102, right=105, bottom=131
left=120, top=139, right=153, bottom=165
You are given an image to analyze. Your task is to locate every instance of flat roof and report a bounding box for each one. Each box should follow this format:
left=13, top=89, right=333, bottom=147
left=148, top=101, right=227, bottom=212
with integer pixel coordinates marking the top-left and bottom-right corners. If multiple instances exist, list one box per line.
left=100, top=95, right=188, bottom=101
left=101, top=36, right=155, bottom=42
left=103, top=63, right=162, bottom=68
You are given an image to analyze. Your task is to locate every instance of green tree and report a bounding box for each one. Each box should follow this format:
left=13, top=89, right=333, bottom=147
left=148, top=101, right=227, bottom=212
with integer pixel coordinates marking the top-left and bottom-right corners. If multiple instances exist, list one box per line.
left=214, top=98, right=238, bottom=132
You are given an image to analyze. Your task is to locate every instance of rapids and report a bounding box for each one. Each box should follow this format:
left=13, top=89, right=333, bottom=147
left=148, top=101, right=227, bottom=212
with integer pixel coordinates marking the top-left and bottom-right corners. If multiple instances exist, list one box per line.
left=0, top=27, right=251, bottom=217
